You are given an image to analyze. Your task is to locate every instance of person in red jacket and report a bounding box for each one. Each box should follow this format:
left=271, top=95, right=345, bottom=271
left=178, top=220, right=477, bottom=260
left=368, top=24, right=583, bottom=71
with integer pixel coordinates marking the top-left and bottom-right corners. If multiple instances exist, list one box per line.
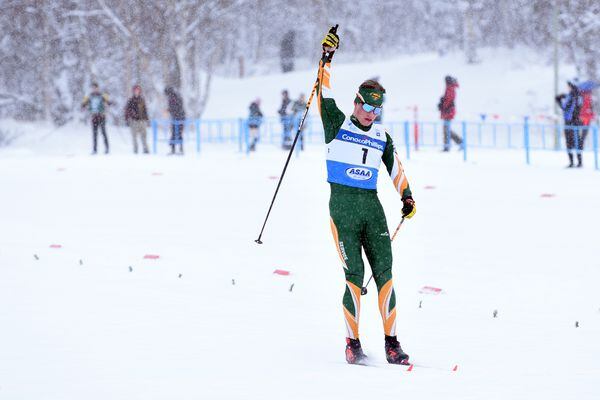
left=578, top=90, right=595, bottom=166
left=438, top=75, right=463, bottom=151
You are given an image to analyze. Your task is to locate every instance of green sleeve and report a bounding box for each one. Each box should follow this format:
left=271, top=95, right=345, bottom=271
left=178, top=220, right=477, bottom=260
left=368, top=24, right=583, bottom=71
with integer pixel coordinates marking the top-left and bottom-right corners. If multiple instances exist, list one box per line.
left=320, top=98, right=345, bottom=144
left=382, top=132, right=412, bottom=199
left=382, top=132, right=395, bottom=174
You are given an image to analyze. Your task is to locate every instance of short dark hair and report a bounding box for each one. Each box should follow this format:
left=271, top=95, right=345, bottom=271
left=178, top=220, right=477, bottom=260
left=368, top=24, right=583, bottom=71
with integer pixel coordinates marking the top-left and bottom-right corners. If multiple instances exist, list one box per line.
left=445, top=75, right=458, bottom=85
left=91, top=82, right=99, bottom=88
left=359, top=79, right=385, bottom=93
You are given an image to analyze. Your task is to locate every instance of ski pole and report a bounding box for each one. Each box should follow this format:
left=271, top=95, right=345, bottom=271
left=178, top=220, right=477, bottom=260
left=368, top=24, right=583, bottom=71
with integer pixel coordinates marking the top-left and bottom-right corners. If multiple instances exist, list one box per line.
left=361, top=217, right=405, bottom=295
left=390, top=216, right=406, bottom=242
left=255, top=25, right=338, bottom=245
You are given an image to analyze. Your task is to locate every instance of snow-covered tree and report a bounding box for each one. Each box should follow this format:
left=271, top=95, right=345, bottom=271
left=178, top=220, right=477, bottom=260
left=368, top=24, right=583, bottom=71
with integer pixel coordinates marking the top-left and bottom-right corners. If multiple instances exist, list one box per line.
left=1, top=0, right=597, bottom=124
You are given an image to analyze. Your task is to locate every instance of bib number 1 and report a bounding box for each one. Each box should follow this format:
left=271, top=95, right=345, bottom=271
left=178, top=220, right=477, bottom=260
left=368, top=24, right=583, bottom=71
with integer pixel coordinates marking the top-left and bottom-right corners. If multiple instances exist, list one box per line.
left=361, top=148, right=368, bottom=164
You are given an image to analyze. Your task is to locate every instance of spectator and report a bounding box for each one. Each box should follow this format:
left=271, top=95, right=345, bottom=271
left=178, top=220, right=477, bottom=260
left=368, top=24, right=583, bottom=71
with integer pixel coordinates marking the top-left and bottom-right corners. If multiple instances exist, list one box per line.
left=579, top=85, right=595, bottom=166
left=438, top=75, right=463, bottom=151
left=124, top=84, right=150, bottom=154
left=278, top=90, right=292, bottom=150
left=556, top=81, right=583, bottom=167
left=280, top=30, right=296, bottom=73
left=81, top=82, right=112, bottom=154
left=291, top=93, right=307, bottom=150
left=248, top=98, right=263, bottom=152
left=164, top=87, right=186, bottom=155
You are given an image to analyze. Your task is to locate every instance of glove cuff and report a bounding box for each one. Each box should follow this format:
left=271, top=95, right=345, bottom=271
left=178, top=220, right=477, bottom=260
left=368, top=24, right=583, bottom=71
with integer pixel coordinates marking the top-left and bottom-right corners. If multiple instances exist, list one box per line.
left=322, top=50, right=335, bottom=64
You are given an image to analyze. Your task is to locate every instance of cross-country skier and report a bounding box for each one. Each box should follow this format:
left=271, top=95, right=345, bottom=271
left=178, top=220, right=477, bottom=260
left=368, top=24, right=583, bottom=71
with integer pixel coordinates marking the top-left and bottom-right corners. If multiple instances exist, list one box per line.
left=317, top=27, right=416, bottom=365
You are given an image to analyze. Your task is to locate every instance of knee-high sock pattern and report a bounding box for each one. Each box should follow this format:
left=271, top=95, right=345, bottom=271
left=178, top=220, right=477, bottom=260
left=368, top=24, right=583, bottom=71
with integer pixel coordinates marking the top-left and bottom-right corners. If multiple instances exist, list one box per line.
left=378, top=279, right=397, bottom=336
left=343, top=281, right=362, bottom=339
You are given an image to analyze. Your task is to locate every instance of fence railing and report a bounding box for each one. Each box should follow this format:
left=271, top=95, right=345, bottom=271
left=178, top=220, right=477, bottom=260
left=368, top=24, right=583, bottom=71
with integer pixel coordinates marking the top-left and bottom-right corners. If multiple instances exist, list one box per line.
left=151, top=117, right=600, bottom=170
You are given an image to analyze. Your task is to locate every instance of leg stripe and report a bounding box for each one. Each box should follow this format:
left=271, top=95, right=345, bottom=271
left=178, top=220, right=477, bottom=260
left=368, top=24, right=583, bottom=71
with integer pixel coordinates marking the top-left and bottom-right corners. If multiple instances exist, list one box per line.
left=343, top=281, right=362, bottom=339
left=343, top=307, right=359, bottom=339
left=378, top=280, right=397, bottom=336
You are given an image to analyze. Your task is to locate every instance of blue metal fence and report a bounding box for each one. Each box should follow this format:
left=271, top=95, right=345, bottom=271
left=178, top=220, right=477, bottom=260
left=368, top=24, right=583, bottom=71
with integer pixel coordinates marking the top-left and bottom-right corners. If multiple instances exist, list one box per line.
left=151, top=117, right=600, bottom=170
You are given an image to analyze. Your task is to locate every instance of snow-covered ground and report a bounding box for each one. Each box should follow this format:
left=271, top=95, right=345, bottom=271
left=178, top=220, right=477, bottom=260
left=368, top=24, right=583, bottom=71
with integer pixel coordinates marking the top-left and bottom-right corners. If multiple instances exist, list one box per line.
left=1, top=141, right=599, bottom=399
left=0, top=48, right=598, bottom=399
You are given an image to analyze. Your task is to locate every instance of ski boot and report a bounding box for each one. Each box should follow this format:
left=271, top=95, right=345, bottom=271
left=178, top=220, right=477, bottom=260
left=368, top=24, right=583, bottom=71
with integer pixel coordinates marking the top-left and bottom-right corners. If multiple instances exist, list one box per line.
left=345, top=338, right=367, bottom=365
left=385, top=335, right=410, bottom=365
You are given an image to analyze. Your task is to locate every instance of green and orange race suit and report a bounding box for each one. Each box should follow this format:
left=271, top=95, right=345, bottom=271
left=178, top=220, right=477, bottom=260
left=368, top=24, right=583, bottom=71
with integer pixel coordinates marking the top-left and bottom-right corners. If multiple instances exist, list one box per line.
left=317, top=59, right=413, bottom=340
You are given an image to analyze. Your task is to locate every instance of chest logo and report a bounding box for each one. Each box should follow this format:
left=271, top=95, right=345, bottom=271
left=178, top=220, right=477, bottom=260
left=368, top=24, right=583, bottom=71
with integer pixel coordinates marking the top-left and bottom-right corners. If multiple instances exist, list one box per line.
left=346, top=167, right=372, bottom=181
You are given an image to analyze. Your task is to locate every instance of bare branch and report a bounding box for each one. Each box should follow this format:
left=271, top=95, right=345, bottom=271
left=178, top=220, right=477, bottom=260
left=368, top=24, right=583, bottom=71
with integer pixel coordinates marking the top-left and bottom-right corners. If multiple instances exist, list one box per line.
left=95, top=0, right=131, bottom=38
left=65, top=10, right=106, bottom=18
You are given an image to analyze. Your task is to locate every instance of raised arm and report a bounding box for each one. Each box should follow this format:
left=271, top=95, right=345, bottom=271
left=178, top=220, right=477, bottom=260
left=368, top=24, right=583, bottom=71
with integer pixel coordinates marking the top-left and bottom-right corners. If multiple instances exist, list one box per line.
left=317, top=27, right=345, bottom=144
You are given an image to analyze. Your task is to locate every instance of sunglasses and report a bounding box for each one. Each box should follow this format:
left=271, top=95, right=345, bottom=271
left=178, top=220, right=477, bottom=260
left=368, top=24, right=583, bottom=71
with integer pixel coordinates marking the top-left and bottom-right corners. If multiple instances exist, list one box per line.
left=361, top=102, right=382, bottom=116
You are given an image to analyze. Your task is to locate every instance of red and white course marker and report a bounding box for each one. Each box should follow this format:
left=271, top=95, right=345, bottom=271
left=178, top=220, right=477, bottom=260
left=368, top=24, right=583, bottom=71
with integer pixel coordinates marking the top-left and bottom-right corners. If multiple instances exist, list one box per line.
left=419, top=286, right=443, bottom=295
left=273, top=269, right=290, bottom=276
left=143, top=254, right=160, bottom=260
left=49, top=244, right=62, bottom=249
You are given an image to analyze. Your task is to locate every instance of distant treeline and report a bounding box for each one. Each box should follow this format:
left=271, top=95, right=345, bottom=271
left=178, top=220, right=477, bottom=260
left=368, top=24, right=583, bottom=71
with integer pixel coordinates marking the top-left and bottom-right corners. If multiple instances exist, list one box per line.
left=1, top=0, right=598, bottom=124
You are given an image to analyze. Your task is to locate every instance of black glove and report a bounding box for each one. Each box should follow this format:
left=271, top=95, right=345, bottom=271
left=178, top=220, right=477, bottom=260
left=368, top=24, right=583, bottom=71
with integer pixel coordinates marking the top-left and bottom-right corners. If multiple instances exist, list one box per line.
left=401, top=196, right=416, bottom=219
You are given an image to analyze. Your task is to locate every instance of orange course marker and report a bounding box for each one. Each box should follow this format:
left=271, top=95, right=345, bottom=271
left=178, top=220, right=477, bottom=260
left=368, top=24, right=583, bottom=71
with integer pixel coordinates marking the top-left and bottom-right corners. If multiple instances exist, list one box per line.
left=406, top=364, right=414, bottom=372
left=273, top=269, right=290, bottom=276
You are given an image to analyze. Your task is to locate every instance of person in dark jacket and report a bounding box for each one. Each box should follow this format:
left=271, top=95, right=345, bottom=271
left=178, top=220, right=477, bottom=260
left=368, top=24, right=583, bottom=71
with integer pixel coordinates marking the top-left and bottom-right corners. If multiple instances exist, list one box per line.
left=248, top=98, right=263, bottom=151
left=278, top=90, right=292, bottom=150
left=124, top=84, right=150, bottom=154
left=164, top=86, right=186, bottom=155
left=556, top=81, right=583, bottom=167
left=438, top=75, right=463, bottom=151
left=291, top=93, right=307, bottom=150
left=82, top=82, right=112, bottom=154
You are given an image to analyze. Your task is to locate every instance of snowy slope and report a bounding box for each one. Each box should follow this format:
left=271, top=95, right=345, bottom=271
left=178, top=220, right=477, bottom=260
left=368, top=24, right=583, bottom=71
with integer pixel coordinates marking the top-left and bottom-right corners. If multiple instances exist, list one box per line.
left=1, top=145, right=599, bottom=400
left=204, top=48, right=577, bottom=122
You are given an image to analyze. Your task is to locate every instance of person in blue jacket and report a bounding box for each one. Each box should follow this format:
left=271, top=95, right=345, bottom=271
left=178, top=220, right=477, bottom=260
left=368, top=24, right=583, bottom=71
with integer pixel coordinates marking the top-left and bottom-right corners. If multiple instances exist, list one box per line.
left=556, top=81, right=583, bottom=167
